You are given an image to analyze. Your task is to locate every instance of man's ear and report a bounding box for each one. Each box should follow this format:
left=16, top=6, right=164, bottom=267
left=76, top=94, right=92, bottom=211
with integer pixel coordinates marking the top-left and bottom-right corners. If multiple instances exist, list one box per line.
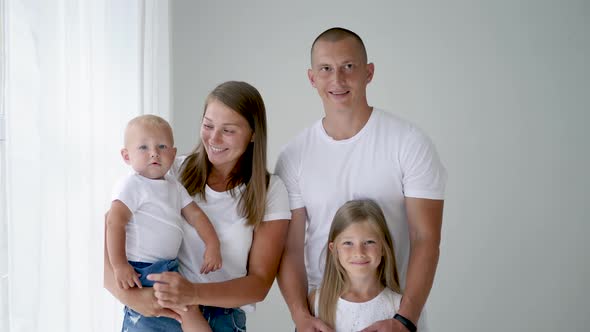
left=366, top=62, right=375, bottom=84
left=308, top=68, right=316, bottom=88
left=250, top=132, right=255, bottom=143
left=121, top=148, right=130, bottom=165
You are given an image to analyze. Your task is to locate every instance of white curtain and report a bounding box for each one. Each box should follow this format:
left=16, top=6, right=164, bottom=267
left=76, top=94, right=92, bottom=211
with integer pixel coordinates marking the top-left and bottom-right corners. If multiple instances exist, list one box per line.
left=2, top=0, right=170, bottom=331
left=1, top=0, right=8, bottom=329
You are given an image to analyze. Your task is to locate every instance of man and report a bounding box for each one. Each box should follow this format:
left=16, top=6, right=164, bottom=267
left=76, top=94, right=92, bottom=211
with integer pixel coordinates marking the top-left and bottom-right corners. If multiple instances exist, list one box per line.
left=276, top=27, right=447, bottom=332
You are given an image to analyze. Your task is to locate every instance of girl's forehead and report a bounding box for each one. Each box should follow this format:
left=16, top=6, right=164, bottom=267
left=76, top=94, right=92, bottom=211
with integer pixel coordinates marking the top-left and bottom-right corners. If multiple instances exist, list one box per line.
left=337, top=221, right=380, bottom=237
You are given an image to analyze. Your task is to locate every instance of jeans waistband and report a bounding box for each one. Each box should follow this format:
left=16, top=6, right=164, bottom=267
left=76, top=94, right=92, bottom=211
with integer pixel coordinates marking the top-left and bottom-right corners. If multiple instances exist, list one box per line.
left=199, top=305, right=238, bottom=316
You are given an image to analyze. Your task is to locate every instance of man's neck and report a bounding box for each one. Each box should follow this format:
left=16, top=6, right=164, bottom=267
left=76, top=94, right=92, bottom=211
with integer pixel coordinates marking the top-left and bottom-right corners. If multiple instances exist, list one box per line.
left=322, top=105, right=373, bottom=140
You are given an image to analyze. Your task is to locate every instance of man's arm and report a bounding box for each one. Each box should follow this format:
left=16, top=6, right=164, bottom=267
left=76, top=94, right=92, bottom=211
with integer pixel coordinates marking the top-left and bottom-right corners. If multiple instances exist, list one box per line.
left=361, top=197, right=443, bottom=332
left=399, top=197, right=444, bottom=323
left=277, top=207, right=333, bottom=332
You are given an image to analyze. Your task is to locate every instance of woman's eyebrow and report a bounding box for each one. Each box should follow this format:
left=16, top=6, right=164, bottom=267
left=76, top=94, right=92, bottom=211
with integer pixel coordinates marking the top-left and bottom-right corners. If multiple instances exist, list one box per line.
left=203, top=117, right=241, bottom=126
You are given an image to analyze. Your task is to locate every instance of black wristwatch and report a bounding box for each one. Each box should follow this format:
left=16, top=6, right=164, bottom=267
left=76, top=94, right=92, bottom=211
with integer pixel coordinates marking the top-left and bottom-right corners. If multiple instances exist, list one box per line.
left=393, top=313, right=417, bottom=332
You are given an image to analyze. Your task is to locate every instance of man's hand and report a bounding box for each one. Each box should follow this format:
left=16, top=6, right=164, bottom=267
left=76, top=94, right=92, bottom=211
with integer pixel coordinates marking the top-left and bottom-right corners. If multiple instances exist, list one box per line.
left=360, top=318, right=408, bottom=332
left=294, top=313, right=334, bottom=332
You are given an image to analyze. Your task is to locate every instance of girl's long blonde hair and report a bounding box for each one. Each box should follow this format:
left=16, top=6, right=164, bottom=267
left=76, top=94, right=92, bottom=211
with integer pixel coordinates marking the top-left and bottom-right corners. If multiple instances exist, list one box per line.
left=316, top=199, right=401, bottom=328
left=179, top=81, right=269, bottom=227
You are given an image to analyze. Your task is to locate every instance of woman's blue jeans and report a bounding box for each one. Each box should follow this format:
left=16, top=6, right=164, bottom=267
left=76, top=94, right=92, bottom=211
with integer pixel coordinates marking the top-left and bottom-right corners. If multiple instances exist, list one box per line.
left=121, top=306, right=247, bottom=332
left=119, top=259, right=247, bottom=331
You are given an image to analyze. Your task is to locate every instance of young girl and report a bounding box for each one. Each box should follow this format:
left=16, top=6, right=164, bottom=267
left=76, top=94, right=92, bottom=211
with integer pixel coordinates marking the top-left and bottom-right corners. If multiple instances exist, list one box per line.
left=309, top=199, right=403, bottom=332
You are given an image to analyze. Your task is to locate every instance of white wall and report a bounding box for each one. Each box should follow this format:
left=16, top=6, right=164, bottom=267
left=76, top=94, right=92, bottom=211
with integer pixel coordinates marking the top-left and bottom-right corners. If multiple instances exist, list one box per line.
left=170, top=1, right=590, bottom=331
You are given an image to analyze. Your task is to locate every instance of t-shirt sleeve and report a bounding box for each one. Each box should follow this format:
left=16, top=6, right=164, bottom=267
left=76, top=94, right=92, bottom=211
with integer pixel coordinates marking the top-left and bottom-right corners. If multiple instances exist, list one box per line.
left=275, top=144, right=305, bottom=210
left=111, top=174, right=143, bottom=212
left=262, top=175, right=292, bottom=222
left=175, top=178, right=195, bottom=209
left=312, top=289, right=320, bottom=317
left=169, top=155, right=187, bottom=179
left=399, top=126, right=447, bottom=199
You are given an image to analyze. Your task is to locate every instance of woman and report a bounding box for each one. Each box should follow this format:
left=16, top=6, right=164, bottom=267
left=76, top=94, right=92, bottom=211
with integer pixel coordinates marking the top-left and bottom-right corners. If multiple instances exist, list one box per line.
left=104, top=81, right=291, bottom=331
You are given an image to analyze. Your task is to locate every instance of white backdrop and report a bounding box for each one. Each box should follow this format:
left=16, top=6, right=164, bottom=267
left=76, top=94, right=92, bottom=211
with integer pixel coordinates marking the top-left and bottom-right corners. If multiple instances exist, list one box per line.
left=170, top=1, right=590, bottom=331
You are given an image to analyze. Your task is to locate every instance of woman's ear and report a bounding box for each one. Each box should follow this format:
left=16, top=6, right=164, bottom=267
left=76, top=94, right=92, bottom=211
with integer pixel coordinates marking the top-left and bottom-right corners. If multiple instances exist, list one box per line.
left=250, top=132, right=255, bottom=143
left=328, top=242, right=334, bottom=252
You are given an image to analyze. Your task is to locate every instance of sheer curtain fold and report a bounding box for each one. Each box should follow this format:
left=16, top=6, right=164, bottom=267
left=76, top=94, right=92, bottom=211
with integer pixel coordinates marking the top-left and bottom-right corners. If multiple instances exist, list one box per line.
left=1, top=0, right=8, bottom=331
left=4, top=1, right=170, bottom=331
left=141, top=0, right=171, bottom=119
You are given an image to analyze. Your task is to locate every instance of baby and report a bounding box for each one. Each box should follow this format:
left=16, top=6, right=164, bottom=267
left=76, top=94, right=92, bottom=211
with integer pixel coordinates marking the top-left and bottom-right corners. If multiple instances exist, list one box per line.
left=106, top=114, right=219, bottom=331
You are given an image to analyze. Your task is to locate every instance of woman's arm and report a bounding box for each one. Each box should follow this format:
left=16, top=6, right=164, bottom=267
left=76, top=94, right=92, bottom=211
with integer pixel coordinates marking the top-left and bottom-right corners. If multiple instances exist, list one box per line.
left=149, top=218, right=289, bottom=308
left=103, top=214, right=182, bottom=321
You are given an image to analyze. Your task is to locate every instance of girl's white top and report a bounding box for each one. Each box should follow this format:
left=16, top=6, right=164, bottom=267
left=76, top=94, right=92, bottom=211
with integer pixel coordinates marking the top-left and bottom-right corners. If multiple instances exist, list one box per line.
left=314, top=287, right=402, bottom=332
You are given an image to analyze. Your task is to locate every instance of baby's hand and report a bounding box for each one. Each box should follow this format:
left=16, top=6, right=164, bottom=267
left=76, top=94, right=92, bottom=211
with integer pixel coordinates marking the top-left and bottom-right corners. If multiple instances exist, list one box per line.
left=113, top=263, right=142, bottom=289
left=200, top=246, right=222, bottom=274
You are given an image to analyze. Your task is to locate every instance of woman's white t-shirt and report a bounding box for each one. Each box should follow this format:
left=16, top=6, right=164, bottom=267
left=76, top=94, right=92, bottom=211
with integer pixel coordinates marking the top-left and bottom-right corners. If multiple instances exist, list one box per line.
left=170, top=157, right=291, bottom=312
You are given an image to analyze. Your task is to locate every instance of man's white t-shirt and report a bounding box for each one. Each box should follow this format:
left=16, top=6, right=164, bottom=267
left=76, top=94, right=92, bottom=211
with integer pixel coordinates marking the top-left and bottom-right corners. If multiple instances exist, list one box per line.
left=276, top=108, right=447, bottom=329
left=170, top=157, right=291, bottom=312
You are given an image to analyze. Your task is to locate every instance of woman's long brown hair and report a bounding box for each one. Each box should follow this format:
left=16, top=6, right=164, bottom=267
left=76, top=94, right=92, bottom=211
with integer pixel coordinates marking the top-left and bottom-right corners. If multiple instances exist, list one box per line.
left=179, top=81, right=269, bottom=227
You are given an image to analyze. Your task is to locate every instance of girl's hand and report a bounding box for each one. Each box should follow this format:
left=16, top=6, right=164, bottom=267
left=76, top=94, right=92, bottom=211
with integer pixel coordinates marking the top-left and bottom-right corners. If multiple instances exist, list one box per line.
left=200, top=245, right=222, bottom=274
left=147, top=271, right=195, bottom=311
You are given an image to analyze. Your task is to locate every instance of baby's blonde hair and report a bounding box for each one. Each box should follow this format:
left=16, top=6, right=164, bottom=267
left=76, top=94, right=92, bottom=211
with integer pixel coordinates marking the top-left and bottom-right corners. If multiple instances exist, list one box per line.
left=124, top=114, right=174, bottom=146
left=316, top=199, right=401, bottom=329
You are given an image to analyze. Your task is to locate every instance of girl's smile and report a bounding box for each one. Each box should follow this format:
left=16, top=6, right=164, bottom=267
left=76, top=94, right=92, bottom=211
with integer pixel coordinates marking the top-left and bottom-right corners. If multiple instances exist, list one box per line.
left=330, top=221, right=383, bottom=278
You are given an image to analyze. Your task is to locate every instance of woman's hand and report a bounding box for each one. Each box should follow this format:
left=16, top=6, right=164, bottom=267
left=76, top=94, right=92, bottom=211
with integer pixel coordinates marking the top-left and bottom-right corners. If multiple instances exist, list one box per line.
left=147, top=271, right=196, bottom=311
left=129, top=287, right=183, bottom=323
